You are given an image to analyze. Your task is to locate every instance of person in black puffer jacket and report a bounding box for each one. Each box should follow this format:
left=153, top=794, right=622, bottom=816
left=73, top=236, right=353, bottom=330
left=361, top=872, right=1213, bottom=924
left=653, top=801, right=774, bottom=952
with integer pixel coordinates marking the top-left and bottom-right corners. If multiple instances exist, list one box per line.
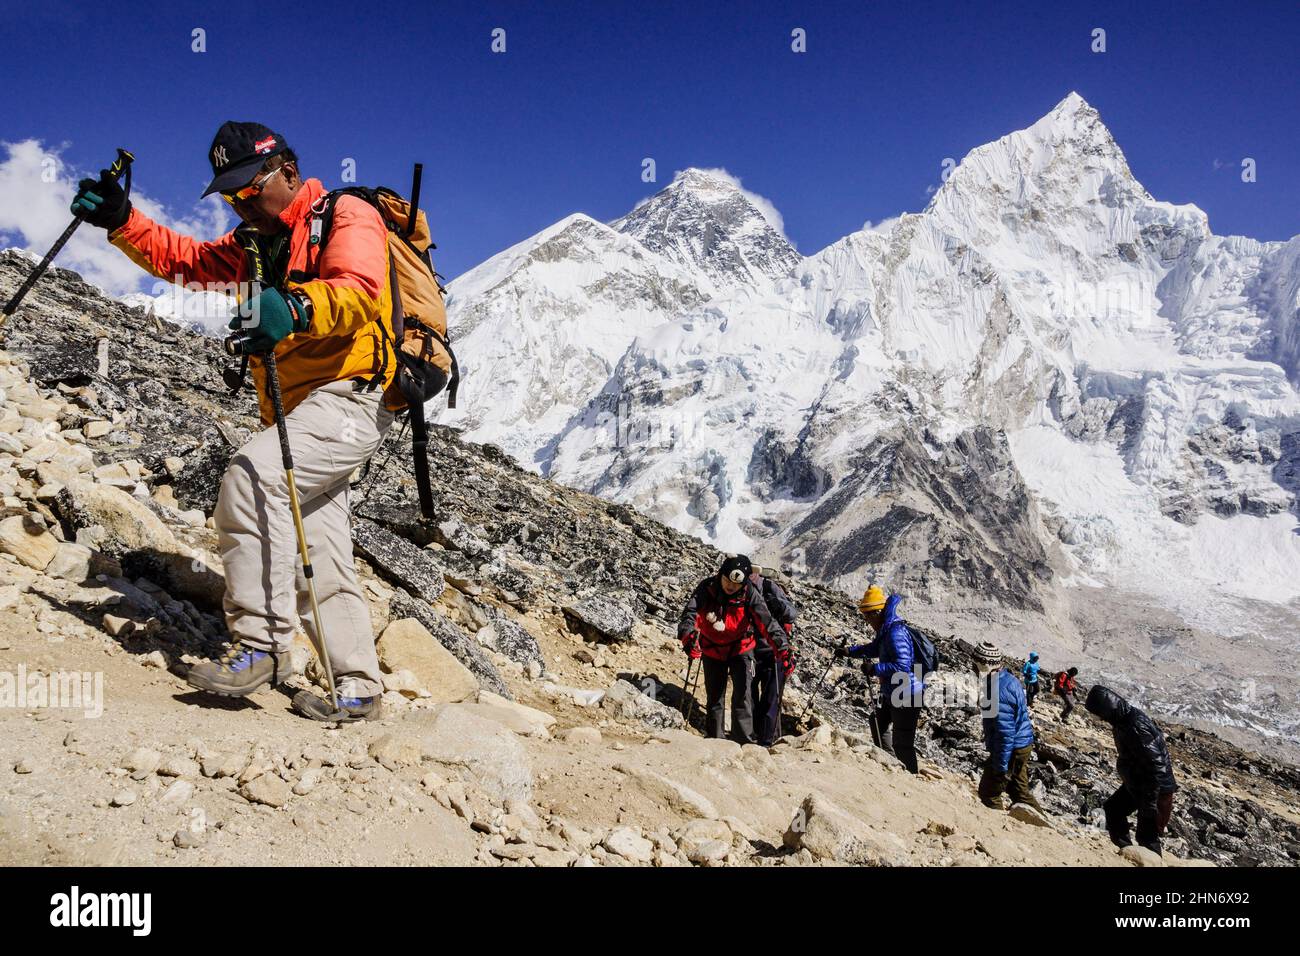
left=1085, top=685, right=1179, bottom=855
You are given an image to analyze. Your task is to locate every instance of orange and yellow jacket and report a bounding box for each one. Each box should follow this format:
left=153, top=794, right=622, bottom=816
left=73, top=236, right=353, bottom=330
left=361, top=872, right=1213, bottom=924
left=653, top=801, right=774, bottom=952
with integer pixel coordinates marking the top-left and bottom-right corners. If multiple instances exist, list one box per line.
left=110, top=178, right=397, bottom=425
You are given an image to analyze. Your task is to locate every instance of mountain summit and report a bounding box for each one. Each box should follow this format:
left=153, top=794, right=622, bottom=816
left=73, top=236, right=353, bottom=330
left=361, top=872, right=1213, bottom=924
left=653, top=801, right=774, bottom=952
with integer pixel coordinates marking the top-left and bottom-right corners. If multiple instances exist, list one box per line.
left=610, top=168, right=801, bottom=288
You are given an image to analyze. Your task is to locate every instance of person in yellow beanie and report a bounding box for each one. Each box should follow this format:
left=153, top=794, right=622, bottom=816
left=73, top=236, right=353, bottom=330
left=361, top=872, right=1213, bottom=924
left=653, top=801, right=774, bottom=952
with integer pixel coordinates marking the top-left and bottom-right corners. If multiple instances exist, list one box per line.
left=836, top=583, right=924, bottom=773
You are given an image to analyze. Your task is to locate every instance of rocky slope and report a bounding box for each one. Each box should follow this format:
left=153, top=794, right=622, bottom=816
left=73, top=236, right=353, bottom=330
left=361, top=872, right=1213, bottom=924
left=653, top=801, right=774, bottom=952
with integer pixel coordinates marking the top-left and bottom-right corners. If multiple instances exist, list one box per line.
left=1, top=251, right=1297, bottom=867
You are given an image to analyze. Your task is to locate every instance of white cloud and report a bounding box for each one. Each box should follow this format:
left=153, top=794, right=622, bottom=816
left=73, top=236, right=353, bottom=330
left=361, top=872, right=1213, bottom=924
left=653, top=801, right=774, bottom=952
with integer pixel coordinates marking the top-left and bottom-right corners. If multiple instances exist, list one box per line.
left=0, top=139, right=235, bottom=330
left=862, top=215, right=901, bottom=235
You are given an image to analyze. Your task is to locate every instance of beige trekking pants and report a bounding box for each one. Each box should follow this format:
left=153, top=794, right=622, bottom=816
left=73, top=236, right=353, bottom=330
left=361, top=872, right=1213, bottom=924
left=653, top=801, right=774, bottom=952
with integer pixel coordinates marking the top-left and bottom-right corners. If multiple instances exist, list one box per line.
left=215, top=378, right=393, bottom=698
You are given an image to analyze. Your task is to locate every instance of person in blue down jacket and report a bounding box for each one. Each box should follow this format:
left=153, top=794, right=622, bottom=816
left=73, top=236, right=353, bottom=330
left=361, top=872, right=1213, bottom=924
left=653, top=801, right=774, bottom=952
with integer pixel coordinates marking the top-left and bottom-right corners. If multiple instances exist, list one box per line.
left=835, top=586, right=924, bottom=774
left=974, top=641, right=1042, bottom=811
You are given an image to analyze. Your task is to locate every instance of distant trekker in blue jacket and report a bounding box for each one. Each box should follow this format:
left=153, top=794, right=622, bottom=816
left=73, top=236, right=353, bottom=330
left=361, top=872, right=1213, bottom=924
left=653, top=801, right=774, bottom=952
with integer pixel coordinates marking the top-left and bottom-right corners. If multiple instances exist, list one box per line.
left=974, top=642, right=1042, bottom=811
left=1022, top=652, right=1041, bottom=708
left=835, top=585, right=924, bottom=774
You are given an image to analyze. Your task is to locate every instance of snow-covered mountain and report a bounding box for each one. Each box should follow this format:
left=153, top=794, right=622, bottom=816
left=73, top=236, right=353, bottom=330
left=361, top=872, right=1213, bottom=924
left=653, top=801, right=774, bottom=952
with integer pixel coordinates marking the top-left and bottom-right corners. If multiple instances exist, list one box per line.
left=439, top=93, right=1300, bottom=740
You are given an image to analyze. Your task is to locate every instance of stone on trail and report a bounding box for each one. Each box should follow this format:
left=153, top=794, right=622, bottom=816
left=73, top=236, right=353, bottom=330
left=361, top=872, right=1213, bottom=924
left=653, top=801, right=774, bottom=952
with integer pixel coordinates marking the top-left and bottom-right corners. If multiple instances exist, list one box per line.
left=0, top=514, right=58, bottom=570
left=352, top=517, right=446, bottom=602
left=603, top=827, right=655, bottom=863
left=377, top=617, right=479, bottom=704
left=562, top=595, right=637, bottom=643
left=476, top=609, right=545, bottom=670
left=240, top=773, right=291, bottom=808
left=600, top=679, right=685, bottom=730
left=783, top=792, right=908, bottom=866
left=466, top=691, right=556, bottom=738
left=612, top=763, right=719, bottom=819
left=121, top=747, right=161, bottom=779
left=1008, top=802, right=1052, bottom=828
left=388, top=591, right=513, bottom=699
left=368, top=734, right=424, bottom=771
left=1120, top=845, right=1166, bottom=867
left=673, top=819, right=735, bottom=865
left=405, top=703, right=534, bottom=803
left=56, top=481, right=176, bottom=558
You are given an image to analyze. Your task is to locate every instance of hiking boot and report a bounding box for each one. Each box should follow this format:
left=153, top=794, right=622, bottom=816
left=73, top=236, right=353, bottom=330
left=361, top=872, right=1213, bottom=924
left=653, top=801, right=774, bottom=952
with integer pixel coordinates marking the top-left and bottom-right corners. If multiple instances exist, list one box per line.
left=1107, top=828, right=1134, bottom=849
left=186, top=643, right=292, bottom=697
left=292, top=690, right=382, bottom=723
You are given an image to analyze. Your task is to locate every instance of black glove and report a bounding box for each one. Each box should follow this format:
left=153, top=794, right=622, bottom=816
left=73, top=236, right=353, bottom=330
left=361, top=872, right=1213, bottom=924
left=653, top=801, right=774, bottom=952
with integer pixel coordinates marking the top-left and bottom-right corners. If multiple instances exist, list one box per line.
left=833, top=645, right=850, bottom=659
left=71, top=169, right=131, bottom=231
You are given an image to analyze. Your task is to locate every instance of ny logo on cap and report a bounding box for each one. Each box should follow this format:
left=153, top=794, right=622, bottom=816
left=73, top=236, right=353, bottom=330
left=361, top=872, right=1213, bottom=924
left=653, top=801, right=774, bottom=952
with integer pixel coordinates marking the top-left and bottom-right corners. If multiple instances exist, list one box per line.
left=212, top=145, right=228, bottom=168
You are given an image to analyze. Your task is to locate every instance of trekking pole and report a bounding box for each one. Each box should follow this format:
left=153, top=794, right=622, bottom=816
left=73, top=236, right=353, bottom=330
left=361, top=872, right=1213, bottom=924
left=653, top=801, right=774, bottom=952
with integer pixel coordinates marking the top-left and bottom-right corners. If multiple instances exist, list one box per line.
left=797, top=637, right=847, bottom=727
left=683, top=657, right=702, bottom=726
left=2, top=148, right=134, bottom=325
left=680, top=657, right=695, bottom=717
left=227, top=338, right=341, bottom=716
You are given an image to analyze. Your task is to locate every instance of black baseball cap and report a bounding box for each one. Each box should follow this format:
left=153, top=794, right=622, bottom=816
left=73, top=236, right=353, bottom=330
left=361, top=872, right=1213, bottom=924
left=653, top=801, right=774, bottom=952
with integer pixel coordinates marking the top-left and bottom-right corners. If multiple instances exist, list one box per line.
left=201, top=121, right=290, bottom=197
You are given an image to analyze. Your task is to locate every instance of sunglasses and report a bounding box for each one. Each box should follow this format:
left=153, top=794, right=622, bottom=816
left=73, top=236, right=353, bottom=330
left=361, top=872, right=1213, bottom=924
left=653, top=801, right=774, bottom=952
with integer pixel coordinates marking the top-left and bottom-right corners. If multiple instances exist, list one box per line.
left=221, top=165, right=284, bottom=205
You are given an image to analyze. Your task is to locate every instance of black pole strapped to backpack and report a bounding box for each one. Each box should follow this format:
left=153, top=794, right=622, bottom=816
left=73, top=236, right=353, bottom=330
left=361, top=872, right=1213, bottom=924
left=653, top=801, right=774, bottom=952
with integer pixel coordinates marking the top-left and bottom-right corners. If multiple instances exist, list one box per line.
left=404, top=163, right=423, bottom=240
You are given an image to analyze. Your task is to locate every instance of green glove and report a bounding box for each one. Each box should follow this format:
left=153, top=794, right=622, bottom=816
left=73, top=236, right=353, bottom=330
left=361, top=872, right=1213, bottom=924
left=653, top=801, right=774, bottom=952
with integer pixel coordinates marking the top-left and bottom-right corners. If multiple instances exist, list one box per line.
left=228, top=288, right=311, bottom=353
left=70, top=169, right=131, bottom=231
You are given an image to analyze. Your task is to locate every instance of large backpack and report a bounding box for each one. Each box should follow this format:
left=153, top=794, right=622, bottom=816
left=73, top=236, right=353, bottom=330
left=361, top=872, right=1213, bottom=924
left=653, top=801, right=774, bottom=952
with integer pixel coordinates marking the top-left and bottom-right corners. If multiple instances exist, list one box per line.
left=307, top=164, right=460, bottom=519
left=908, top=623, right=942, bottom=676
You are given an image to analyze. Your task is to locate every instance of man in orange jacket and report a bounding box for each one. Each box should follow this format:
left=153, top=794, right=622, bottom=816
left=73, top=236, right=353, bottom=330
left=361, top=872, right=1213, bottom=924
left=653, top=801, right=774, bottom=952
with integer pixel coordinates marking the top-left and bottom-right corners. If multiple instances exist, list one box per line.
left=71, top=122, right=397, bottom=721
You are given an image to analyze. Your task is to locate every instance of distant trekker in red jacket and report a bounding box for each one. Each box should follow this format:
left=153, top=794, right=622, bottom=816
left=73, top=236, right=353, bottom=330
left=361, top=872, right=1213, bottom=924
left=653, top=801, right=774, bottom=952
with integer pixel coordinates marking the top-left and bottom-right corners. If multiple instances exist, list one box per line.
left=1054, top=667, right=1080, bottom=723
left=678, top=555, right=792, bottom=744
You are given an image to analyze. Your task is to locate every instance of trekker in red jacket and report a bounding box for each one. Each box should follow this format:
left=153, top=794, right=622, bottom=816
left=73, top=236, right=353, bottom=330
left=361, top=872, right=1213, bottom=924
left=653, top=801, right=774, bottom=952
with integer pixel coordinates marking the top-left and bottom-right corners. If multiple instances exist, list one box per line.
left=678, top=555, right=792, bottom=744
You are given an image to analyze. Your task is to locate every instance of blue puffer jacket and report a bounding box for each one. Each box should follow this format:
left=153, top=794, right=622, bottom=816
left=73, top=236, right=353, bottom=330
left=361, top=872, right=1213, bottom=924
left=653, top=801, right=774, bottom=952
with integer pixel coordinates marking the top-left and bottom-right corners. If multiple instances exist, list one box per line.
left=983, top=668, right=1035, bottom=772
left=846, top=594, right=923, bottom=700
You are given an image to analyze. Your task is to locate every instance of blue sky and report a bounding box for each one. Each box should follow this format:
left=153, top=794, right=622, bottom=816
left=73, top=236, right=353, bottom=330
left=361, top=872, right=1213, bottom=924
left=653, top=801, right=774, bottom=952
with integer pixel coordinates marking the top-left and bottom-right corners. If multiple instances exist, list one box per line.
left=1, top=0, right=1297, bottom=284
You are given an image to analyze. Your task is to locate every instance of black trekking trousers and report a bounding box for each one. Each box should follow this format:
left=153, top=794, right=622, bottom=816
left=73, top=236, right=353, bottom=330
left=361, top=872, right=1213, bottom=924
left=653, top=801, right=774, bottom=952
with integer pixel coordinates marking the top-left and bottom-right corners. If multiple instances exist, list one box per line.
left=1104, top=784, right=1172, bottom=855
left=751, top=650, right=783, bottom=746
left=703, top=652, right=755, bottom=744
left=1057, top=688, right=1075, bottom=721
left=877, top=695, right=921, bottom=774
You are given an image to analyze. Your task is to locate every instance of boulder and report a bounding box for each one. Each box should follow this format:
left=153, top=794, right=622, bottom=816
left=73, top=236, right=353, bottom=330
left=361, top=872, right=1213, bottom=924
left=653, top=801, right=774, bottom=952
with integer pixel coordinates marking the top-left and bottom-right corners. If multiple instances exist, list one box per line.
left=352, top=517, right=446, bottom=602
left=783, top=793, right=908, bottom=865
left=1008, top=802, right=1053, bottom=828
left=0, top=515, right=58, bottom=570
left=406, top=704, right=534, bottom=803
left=388, top=591, right=512, bottom=699
left=465, top=691, right=557, bottom=738
left=600, top=679, right=685, bottom=730
left=477, top=610, right=544, bottom=669
left=673, top=819, right=734, bottom=865
left=603, top=827, right=655, bottom=864
left=56, top=481, right=176, bottom=558
left=240, top=773, right=291, bottom=808
left=44, top=541, right=120, bottom=582
left=377, top=618, right=479, bottom=704
left=562, top=595, right=637, bottom=643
